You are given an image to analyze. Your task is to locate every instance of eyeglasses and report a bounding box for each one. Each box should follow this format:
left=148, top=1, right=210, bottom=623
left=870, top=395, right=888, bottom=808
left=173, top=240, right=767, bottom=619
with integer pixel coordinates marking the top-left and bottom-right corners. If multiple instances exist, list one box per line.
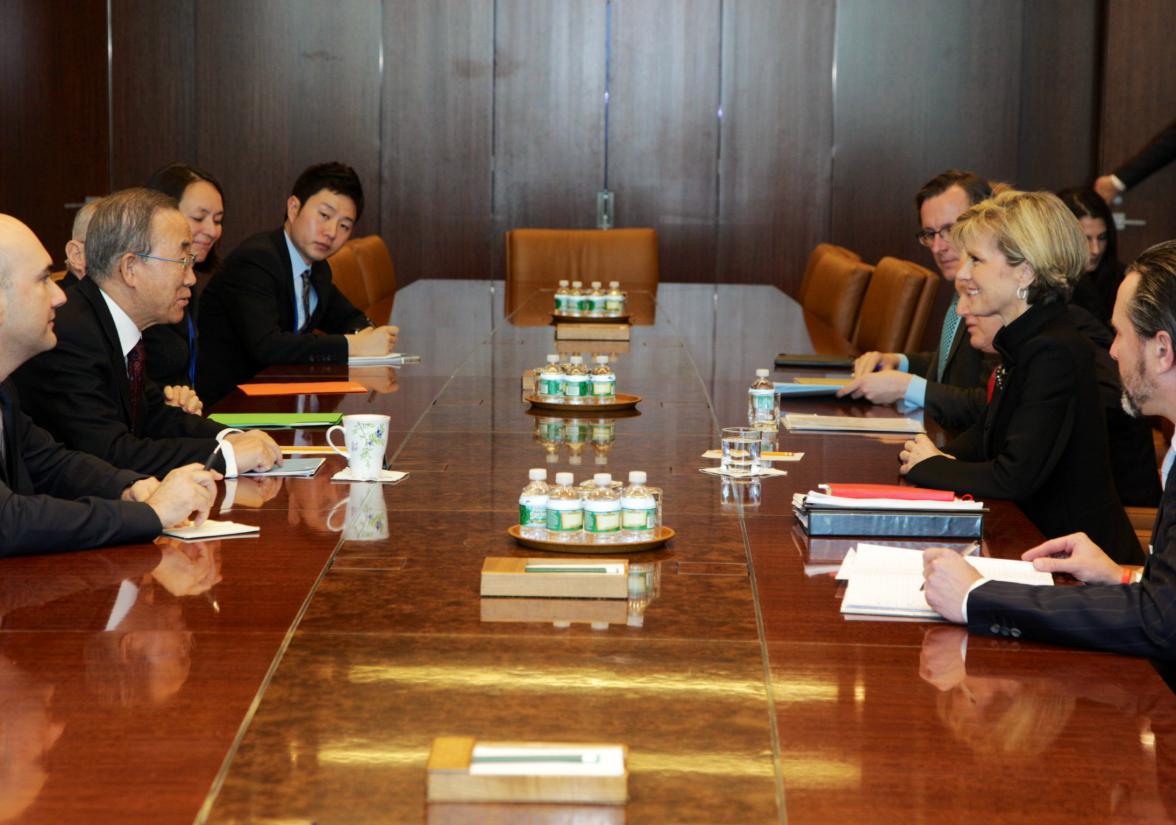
left=915, top=224, right=955, bottom=247
left=136, top=252, right=197, bottom=270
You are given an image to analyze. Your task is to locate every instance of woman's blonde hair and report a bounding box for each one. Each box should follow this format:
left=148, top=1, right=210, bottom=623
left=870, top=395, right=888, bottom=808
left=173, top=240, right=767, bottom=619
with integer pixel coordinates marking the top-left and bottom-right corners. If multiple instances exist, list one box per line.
left=950, top=189, right=1086, bottom=305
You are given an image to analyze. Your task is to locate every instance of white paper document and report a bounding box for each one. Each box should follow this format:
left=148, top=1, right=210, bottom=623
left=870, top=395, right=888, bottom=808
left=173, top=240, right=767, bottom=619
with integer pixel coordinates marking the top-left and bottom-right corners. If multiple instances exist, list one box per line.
left=242, top=458, right=324, bottom=478
left=839, top=542, right=1052, bottom=620
left=162, top=519, right=260, bottom=541
left=783, top=413, right=924, bottom=435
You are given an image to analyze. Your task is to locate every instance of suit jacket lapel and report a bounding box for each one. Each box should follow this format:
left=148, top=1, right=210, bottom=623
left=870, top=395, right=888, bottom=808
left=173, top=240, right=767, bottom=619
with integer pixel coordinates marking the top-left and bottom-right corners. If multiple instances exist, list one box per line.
left=79, top=279, right=134, bottom=426
left=270, top=228, right=300, bottom=332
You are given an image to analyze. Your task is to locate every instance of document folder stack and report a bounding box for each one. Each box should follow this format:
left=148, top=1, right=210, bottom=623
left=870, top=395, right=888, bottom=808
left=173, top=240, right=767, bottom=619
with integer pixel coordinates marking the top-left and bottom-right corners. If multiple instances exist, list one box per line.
left=793, top=483, right=984, bottom=539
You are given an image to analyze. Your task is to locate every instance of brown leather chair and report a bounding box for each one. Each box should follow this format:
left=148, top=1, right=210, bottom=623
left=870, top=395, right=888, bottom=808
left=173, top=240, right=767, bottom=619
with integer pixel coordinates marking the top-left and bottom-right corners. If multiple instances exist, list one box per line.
left=901, top=258, right=941, bottom=352
left=326, top=242, right=368, bottom=310
left=801, top=251, right=873, bottom=340
left=852, top=256, right=937, bottom=353
left=504, top=228, right=659, bottom=316
left=797, top=243, right=861, bottom=305
left=349, top=235, right=397, bottom=326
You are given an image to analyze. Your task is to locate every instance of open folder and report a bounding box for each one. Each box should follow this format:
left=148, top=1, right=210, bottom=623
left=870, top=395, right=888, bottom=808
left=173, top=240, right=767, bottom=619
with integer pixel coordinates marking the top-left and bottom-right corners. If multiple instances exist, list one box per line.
left=208, top=412, right=343, bottom=429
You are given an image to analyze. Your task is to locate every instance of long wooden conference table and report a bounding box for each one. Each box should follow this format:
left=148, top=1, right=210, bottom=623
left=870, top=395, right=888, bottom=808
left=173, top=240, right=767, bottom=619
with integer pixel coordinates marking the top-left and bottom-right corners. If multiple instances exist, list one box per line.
left=2, top=280, right=1174, bottom=824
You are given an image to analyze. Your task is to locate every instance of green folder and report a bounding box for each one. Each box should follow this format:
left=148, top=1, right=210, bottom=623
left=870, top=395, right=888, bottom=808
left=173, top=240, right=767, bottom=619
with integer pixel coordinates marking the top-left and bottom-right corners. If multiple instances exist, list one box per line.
left=208, top=412, right=343, bottom=429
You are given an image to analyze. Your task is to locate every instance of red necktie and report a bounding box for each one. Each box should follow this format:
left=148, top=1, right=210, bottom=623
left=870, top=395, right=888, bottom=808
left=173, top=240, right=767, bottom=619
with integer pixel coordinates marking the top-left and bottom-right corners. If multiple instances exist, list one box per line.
left=127, top=339, right=146, bottom=431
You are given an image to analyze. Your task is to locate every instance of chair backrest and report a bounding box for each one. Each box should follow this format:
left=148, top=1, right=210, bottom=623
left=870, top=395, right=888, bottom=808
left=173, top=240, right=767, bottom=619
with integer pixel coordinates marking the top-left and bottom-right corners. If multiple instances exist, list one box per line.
left=902, top=259, right=941, bottom=352
left=504, top=228, right=659, bottom=316
left=797, top=243, right=861, bottom=304
left=801, top=252, right=873, bottom=340
left=326, top=242, right=368, bottom=311
left=853, top=256, right=935, bottom=353
left=350, top=235, right=397, bottom=325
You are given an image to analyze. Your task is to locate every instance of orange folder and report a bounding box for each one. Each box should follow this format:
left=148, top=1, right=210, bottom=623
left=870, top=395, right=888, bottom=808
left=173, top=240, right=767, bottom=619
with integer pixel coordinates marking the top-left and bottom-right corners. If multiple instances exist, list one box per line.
left=237, top=381, right=367, bottom=396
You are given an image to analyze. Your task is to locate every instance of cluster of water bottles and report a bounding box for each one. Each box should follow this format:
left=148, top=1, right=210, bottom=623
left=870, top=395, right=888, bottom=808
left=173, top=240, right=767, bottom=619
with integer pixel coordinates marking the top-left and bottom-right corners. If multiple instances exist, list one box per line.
left=554, top=280, right=627, bottom=317
left=535, top=353, right=616, bottom=402
left=519, top=469, right=659, bottom=543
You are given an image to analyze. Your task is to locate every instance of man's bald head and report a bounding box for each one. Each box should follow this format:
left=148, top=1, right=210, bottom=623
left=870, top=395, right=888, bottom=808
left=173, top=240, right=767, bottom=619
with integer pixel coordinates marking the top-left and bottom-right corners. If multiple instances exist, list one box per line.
left=0, top=215, right=51, bottom=290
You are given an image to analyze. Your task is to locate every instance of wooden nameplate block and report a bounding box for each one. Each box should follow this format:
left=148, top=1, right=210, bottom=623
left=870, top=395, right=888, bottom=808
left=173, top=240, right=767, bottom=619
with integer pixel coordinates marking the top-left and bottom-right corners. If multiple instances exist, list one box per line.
left=555, top=323, right=630, bottom=342
left=480, top=558, right=629, bottom=599
left=479, top=597, right=630, bottom=626
left=556, top=339, right=630, bottom=355
left=427, top=737, right=628, bottom=804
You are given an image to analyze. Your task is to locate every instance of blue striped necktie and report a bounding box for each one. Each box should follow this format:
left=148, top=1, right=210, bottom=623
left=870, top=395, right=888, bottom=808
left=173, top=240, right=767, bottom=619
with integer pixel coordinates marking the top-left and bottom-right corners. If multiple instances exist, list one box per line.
left=937, top=294, right=960, bottom=381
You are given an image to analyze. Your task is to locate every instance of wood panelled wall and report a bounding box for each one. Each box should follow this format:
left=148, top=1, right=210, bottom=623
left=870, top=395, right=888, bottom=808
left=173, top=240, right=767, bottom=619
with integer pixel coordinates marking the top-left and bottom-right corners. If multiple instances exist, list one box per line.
left=7, top=0, right=1171, bottom=299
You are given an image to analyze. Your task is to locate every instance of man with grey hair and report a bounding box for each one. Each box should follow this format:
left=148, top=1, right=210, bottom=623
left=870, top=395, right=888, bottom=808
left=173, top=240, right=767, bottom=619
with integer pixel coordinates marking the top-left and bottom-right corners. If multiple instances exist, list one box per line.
left=59, top=199, right=100, bottom=289
left=923, top=239, right=1176, bottom=658
left=0, top=213, right=218, bottom=555
left=12, top=188, right=280, bottom=478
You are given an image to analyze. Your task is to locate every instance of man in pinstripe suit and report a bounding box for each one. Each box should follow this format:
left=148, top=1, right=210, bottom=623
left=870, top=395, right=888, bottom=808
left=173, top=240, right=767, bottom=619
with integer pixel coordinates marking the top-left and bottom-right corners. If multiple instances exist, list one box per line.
left=923, top=240, right=1176, bottom=659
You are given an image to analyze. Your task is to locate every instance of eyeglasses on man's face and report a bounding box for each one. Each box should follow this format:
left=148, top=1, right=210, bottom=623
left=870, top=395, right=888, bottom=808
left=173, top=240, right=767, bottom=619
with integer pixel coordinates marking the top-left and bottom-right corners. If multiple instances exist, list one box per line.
left=136, top=252, right=197, bottom=270
left=915, top=223, right=955, bottom=247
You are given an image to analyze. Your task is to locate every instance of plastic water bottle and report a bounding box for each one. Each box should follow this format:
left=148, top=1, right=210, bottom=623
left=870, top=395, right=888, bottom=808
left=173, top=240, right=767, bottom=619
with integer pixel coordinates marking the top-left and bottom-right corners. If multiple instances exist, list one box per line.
left=519, top=469, right=550, bottom=539
left=748, top=368, right=779, bottom=430
left=538, top=354, right=564, bottom=401
left=555, top=279, right=571, bottom=313
left=588, top=281, right=606, bottom=316
left=606, top=281, right=625, bottom=316
left=590, top=355, right=616, bottom=399
left=570, top=281, right=586, bottom=316
left=563, top=355, right=589, bottom=402
left=545, top=472, right=583, bottom=541
left=584, top=473, right=622, bottom=544
left=621, top=471, right=657, bottom=539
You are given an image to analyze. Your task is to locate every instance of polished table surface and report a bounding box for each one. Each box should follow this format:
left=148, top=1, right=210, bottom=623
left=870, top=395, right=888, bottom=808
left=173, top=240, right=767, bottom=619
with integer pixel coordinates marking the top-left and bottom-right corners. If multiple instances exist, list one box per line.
left=3, top=281, right=1175, bottom=824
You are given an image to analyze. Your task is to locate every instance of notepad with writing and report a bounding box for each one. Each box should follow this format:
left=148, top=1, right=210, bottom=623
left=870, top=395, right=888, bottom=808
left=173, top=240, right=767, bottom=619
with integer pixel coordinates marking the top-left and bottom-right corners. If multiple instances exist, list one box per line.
left=237, top=381, right=366, bottom=396
left=839, top=543, right=1052, bottom=620
left=162, top=519, right=259, bottom=541
left=208, top=412, right=343, bottom=429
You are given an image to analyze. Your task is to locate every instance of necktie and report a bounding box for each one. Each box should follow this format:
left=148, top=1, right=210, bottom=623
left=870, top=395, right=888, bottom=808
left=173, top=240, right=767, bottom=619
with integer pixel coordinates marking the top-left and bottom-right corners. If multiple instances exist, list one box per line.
left=127, top=339, right=146, bottom=431
left=936, top=294, right=960, bottom=381
left=300, top=271, right=313, bottom=333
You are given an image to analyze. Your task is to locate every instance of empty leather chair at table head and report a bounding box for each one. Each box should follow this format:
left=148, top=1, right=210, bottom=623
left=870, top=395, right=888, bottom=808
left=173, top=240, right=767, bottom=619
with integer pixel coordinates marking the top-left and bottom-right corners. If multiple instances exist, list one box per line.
left=349, top=235, right=397, bottom=326
left=800, top=248, right=873, bottom=340
left=797, top=242, right=862, bottom=305
left=853, top=256, right=939, bottom=353
left=504, top=228, right=659, bottom=315
left=326, top=241, right=367, bottom=311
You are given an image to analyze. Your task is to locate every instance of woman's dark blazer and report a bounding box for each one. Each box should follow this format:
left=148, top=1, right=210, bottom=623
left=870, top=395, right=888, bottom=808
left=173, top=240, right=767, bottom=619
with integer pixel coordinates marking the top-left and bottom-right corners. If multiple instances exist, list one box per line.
left=907, top=300, right=1142, bottom=564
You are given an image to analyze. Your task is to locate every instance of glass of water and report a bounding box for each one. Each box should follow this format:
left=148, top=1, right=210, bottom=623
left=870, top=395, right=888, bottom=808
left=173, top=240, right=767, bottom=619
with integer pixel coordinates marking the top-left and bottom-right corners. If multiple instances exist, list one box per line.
left=721, top=427, right=762, bottom=475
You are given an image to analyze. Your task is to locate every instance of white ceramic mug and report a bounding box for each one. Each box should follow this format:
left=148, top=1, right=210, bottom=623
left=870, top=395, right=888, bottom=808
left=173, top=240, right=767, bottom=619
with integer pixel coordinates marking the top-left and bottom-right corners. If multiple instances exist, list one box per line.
left=326, top=414, right=390, bottom=480
left=326, top=483, right=390, bottom=541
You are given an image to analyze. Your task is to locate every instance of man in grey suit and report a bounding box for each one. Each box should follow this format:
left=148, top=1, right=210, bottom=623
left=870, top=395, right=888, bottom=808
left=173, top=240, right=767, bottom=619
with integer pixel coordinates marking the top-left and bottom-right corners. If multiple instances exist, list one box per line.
left=924, top=239, right=1176, bottom=659
left=839, top=170, right=996, bottom=430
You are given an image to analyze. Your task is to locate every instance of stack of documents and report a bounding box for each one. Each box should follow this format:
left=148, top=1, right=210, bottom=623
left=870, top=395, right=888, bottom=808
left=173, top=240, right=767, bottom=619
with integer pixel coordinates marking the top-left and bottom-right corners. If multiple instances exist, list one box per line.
left=793, top=483, right=985, bottom=538
left=782, top=413, right=924, bottom=435
left=838, top=542, right=1052, bottom=620
left=773, top=376, right=851, bottom=397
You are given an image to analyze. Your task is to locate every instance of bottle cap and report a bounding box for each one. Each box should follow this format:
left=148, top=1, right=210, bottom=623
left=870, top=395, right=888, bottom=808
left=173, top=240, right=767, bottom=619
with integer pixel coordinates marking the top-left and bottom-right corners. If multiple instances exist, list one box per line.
left=628, top=470, right=647, bottom=483
left=595, top=455, right=608, bottom=465
left=569, top=454, right=582, bottom=465
left=593, top=473, right=612, bottom=486
left=546, top=353, right=560, bottom=363
left=591, top=281, right=602, bottom=288
left=595, top=355, right=608, bottom=364
left=555, top=472, right=574, bottom=485
left=570, top=355, right=583, bottom=364
left=528, top=468, right=547, bottom=481
left=756, top=368, right=770, bottom=378
left=609, top=280, right=620, bottom=288
left=572, top=281, right=583, bottom=288
left=546, top=453, right=559, bottom=463
left=558, top=279, right=569, bottom=286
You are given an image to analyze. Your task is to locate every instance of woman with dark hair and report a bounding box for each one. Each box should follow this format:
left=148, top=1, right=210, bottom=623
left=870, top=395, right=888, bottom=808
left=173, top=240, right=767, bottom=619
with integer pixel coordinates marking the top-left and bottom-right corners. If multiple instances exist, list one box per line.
left=144, top=163, right=225, bottom=409
left=1058, top=186, right=1124, bottom=327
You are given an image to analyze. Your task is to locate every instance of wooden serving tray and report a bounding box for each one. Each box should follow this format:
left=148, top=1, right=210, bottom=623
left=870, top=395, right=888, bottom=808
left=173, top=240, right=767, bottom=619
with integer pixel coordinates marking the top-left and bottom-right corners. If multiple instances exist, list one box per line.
left=507, top=524, right=674, bottom=554
left=551, top=312, right=630, bottom=324
left=526, top=393, right=640, bottom=412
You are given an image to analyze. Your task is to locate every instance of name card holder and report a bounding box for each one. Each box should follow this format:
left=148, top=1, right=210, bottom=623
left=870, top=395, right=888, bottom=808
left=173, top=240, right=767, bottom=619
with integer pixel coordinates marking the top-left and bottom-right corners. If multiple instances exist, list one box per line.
left=480, top=558, right=629, bottom=599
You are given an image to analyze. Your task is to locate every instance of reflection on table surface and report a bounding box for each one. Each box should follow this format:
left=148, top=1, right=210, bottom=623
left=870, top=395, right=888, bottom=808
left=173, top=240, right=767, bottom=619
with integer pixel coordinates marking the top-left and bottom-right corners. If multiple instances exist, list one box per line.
left=2, top=280, right=1172, bottom=824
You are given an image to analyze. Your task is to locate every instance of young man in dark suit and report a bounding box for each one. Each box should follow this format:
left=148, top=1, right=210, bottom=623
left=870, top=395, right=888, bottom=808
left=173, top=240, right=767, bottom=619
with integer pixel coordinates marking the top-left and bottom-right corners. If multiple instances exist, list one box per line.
left=924, top=240, right=1176, bottom=658
left=12, top=189, right=280, bottom=479
left=196, top=162, right=399, bottom=403
left=0, top=214, right=218, bottom=556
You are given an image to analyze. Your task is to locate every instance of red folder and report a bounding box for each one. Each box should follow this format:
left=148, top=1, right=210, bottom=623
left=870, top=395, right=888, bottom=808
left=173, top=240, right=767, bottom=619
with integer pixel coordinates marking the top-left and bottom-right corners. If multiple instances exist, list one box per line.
left=820, top=483, right=957, bottom=502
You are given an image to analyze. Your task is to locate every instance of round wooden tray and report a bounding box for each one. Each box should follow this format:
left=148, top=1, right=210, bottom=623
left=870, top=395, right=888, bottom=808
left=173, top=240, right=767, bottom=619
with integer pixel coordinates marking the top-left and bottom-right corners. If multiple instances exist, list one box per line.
left=526, top=393, right=641, bottom=413
left=507, top=524, right=674, bottom=554
left=551, top=311, right=630, bottom=324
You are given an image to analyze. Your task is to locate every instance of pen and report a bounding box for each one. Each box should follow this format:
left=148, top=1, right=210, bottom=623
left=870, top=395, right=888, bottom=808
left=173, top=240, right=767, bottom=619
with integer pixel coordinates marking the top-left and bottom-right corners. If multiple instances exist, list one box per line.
left=202, top=442, right=224, bottom=471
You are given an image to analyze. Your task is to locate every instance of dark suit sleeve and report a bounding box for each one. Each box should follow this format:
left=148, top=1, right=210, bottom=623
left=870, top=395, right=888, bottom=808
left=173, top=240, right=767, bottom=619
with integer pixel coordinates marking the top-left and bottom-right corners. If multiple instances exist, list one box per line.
left=316, top=263, right=371, bottom=334
left=905, top=350, right=933, bottom=378
left=0, top=410, right=161, bottom=557
left=924, top=382, right=987, bottom=433
left=907, top=340, right=1076, bottom=499
left=17, top=319, right=222, bottom=477
left=1114, top=117, right=1176, bottom=190
left=219, top=251, right=351, bottom=365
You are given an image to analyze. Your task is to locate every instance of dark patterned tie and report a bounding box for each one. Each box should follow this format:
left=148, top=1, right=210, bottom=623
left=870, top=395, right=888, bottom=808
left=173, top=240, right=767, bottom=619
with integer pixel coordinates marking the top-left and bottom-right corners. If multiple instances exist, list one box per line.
left=300, top=271, right=313, bottom=333
left=127, top=339, right=147, bottom=431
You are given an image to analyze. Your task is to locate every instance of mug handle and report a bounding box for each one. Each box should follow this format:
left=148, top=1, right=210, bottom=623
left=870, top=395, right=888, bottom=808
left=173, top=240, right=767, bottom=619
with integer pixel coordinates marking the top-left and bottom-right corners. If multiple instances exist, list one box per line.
left=325, top=496, right=351, bottom=533
left=326, top=424, right=348, bottom=458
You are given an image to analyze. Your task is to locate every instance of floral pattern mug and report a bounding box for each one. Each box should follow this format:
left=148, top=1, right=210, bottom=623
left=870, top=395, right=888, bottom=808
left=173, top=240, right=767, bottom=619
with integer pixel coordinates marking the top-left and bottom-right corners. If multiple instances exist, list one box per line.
left=327, top=414, right=390, bottom=480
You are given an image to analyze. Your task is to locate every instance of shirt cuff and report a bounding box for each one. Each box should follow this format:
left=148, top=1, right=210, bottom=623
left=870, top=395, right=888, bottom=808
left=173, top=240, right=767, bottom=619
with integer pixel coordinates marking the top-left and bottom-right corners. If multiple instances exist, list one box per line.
left=1110, top=174, right=1126, bottom=193
left=960, top=577, right=989, bottom=623
left=902, top=375, right=927, bottom=408
left=896, top=354, right=910, bottom=373
left=216, top=429, right=239, bottom=477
